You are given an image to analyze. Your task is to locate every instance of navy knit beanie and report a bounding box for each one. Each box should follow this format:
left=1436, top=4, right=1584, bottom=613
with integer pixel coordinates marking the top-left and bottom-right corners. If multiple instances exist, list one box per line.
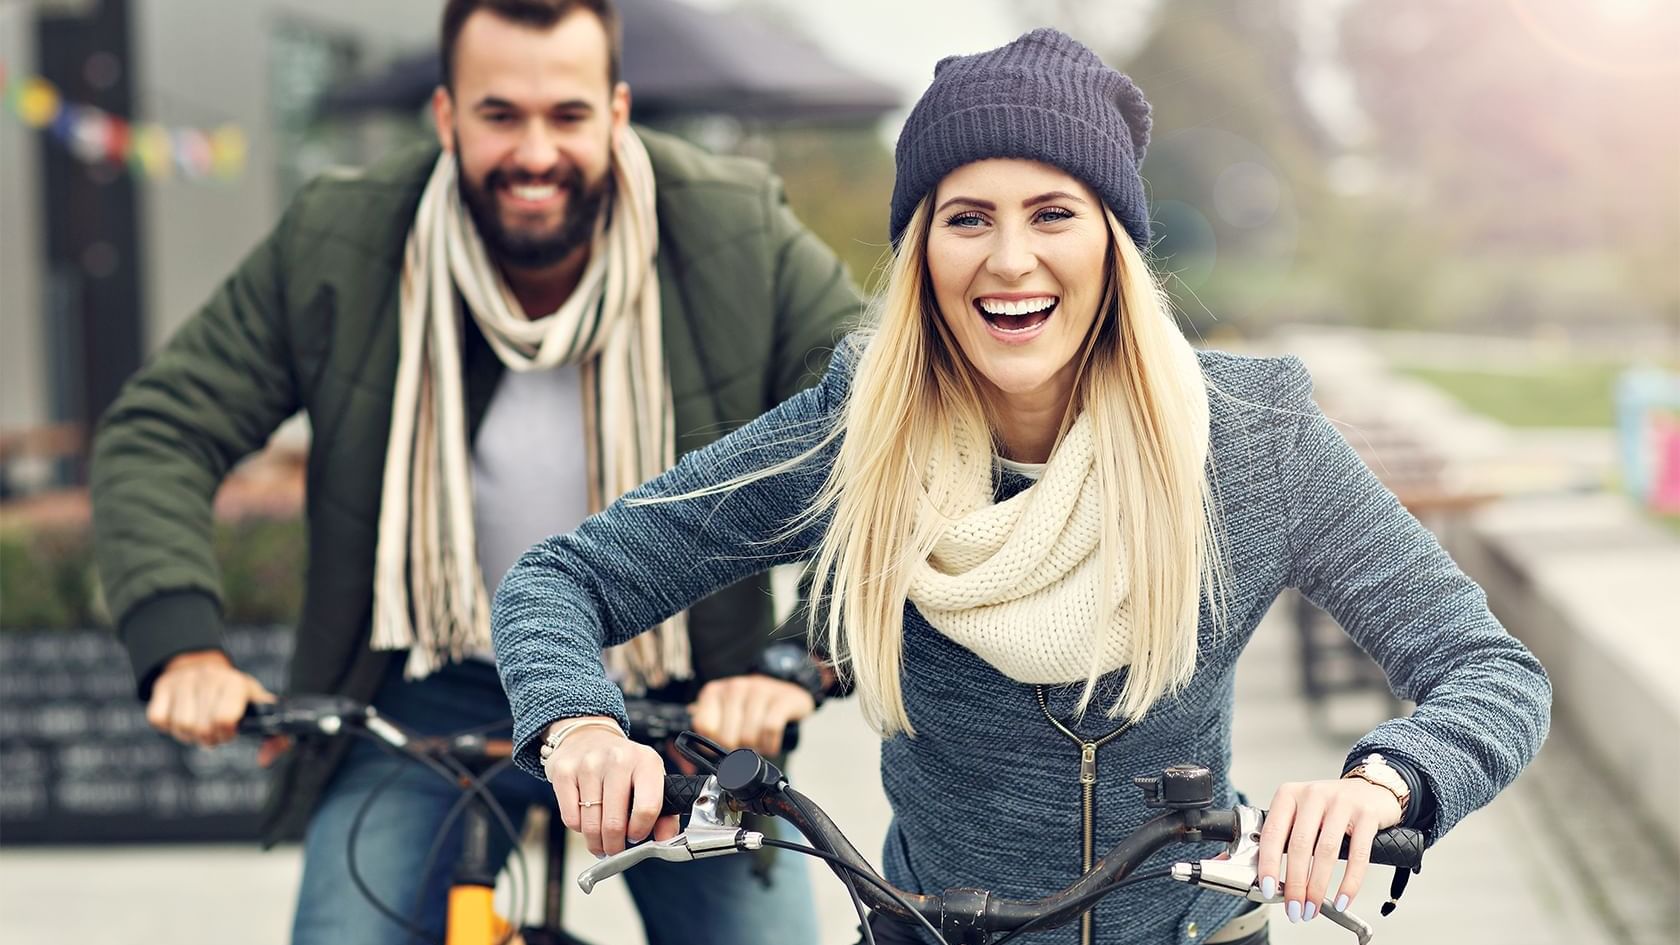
left=890, top=28, right=1153, bottom=250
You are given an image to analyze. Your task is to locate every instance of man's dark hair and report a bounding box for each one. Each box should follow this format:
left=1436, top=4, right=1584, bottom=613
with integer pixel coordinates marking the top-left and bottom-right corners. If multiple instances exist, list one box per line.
left=440, top=0, right=622, bottom=91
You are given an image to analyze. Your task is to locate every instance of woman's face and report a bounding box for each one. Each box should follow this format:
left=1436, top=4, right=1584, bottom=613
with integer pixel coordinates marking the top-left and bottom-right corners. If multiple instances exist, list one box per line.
left=926, top=159, right=1110, bottom=411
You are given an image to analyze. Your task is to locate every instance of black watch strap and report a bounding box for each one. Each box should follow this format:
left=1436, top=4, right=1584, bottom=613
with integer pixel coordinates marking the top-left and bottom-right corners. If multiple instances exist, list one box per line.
left=751, top=642, right=828, bottom=706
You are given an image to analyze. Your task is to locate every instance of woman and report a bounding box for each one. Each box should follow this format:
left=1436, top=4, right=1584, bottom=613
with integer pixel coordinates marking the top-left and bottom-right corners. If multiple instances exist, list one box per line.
left=492, top=28, right=1550, bottom=945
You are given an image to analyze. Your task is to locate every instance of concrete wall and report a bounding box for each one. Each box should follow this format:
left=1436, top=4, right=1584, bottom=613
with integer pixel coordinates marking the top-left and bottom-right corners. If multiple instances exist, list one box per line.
left=1461, top=495, right=1680, bottom=864
left=0, top=5, right=47, bottom=432
left=133, top=0, right=441, bottom=353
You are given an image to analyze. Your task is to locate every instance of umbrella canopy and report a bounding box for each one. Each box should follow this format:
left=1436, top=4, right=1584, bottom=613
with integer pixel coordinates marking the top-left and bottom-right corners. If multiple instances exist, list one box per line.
left=321, top=0, right=900, bottom=122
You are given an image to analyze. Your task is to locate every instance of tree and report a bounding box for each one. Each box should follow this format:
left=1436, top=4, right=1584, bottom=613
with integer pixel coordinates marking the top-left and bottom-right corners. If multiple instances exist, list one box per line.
left=1340, top=0, right=1680, bottom=333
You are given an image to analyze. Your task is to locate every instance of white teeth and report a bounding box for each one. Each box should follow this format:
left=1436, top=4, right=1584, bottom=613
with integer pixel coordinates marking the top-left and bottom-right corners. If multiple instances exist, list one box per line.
left=508, top=184, right=557, bottom=201
left=977, top=296, right=1057, bottom=316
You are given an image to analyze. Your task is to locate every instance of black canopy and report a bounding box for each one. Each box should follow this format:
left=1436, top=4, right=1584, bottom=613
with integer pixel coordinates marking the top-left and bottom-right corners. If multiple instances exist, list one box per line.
left=322, top=0, right=900, bottom=122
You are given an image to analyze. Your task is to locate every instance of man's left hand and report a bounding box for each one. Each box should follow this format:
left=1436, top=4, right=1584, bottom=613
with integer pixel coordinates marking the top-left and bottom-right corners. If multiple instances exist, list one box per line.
left=688, top=674, right=815, bottom=758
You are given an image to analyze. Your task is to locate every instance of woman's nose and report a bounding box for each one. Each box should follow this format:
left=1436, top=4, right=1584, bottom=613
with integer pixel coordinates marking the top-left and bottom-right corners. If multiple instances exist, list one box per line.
left=984, top=229, right=1038, bottom=282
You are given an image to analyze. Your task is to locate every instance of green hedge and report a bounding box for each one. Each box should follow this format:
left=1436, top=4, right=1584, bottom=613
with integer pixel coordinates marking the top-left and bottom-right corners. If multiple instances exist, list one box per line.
left=0, top=518, right=306, bottom=630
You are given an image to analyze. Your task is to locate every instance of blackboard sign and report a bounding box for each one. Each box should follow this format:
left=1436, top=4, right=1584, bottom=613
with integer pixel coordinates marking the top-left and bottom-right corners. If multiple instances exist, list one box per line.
left=0, top=626, right=293, bottom=845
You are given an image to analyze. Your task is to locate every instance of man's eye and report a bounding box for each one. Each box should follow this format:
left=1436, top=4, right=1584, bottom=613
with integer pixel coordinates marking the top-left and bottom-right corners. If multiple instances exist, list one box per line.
left=483, top=113, right=515, bottom=125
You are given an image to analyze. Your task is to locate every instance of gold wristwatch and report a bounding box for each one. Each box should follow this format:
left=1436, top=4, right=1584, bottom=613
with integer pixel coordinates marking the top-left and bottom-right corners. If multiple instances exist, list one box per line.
left=1342, top=752, right=1412, bottom=815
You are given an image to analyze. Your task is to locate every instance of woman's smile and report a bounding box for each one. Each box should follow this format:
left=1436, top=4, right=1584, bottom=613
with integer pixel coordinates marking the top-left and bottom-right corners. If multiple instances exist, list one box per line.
left=974, top=293, right=1059, bottom=343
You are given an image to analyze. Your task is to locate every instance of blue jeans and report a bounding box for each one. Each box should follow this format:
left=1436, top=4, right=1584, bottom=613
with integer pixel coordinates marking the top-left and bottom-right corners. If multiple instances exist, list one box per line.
left=291, top=660, right=818, bottom=945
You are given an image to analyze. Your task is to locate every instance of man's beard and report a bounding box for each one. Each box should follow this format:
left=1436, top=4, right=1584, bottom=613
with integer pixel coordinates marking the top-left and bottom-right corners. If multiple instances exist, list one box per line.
left=454, top=143, right=610, bottom=270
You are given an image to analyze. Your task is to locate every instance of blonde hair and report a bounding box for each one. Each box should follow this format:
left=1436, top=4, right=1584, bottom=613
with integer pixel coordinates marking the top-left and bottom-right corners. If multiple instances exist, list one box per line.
left=663, top=195, right=1225, bottom=736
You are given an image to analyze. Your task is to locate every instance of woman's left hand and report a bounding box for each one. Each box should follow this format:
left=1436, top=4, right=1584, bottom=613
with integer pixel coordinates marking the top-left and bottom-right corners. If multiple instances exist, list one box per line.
left=1256, top=778, right=1404, bottom=923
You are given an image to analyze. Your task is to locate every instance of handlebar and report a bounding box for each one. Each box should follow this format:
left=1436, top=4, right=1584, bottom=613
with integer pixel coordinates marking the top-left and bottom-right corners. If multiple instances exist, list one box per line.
left=616, top=758, right=1425, bottom=944
left=236, top=696, right=799, bottom=758
left=625, top=698, right=800, bottom=753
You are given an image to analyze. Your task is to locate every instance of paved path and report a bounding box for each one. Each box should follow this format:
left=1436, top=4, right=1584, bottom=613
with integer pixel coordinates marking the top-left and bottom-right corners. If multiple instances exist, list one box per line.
left=0, top=609, right=1639, bottom=944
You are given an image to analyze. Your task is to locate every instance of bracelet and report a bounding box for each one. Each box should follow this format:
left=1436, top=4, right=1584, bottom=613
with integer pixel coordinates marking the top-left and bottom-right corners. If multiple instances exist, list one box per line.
left=538, top=718, right=625, bottom=766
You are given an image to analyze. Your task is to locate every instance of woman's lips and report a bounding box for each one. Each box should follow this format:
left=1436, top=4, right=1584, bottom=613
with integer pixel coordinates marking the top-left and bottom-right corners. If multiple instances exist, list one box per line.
left=974, top=296, right=1058, bottom=344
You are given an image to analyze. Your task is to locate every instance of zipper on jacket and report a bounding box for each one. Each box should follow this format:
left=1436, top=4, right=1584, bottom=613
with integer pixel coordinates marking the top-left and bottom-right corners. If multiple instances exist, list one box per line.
left=1035, top=685, right=1130, bottom=945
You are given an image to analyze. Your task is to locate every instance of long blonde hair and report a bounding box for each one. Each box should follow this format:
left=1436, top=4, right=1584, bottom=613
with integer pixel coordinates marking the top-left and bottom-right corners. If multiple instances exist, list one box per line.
left=662, top=195, right=1224, bottom=736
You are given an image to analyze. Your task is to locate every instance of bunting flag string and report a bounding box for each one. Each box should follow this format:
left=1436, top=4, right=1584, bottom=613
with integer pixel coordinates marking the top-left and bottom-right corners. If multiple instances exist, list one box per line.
left=1, top=62, right=248, bottom=183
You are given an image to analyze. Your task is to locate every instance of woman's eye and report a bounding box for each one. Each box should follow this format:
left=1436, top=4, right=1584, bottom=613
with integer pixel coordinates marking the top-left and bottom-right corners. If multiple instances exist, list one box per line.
left=1035, top=207, right=1075, bottom=224
left=945, top=212, right=986, bottom=228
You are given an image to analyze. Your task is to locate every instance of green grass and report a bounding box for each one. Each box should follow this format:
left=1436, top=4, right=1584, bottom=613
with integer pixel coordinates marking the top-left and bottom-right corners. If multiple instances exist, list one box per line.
left=1394, top=363, right=1629, bottom=428
left=1651, top=511, right=1680, bottom=538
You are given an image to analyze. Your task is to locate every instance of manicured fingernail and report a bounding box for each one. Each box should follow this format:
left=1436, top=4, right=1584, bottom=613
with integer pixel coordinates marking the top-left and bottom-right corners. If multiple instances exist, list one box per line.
left=1335, top=894, right=1350, bottom=912
left=1260, top=876, right=1277, bottom=898
left=1286, top=900, right=1302, bottom=923
left=1304, top=901, right=1318, bottom=922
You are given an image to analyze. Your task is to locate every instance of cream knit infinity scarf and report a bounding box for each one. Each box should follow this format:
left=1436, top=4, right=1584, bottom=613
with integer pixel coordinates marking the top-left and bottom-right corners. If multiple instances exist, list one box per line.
left=907, top=412, right=1134, bottom=685
left=373, top=129, right=689, bottom=688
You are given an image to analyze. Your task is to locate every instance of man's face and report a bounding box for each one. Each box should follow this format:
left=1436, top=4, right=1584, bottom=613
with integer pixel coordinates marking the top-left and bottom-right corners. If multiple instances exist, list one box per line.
left=433, top=9, right=629, bottom=269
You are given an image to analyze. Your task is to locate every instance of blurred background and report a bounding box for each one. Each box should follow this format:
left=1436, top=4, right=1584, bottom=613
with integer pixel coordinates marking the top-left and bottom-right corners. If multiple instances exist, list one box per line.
left=1, top=0, right=1676, bottom=942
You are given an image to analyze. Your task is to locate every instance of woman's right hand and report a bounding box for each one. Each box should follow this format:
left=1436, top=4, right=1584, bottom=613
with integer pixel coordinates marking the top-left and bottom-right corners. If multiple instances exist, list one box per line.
left=542, top=718, right=681, bottom=856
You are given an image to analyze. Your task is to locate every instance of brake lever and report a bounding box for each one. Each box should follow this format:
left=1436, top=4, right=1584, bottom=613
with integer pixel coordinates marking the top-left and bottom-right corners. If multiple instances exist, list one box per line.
left=574, top=775, right=763, bottom=894
left=1169, top=805, right=1375, bottom=945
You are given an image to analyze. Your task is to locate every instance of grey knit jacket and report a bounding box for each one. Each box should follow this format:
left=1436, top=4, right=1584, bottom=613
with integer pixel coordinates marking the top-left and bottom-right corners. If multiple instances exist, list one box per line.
left=492, top=340, right=1551, bottom=945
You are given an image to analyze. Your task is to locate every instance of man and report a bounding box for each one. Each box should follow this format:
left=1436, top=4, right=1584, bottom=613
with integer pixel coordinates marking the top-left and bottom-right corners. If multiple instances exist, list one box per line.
left=89, top=1, right=858, bottom=942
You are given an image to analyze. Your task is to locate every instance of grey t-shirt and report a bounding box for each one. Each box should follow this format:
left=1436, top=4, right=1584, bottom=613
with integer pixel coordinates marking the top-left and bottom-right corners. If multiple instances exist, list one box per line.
left=471, top=364, right=590, bottom=659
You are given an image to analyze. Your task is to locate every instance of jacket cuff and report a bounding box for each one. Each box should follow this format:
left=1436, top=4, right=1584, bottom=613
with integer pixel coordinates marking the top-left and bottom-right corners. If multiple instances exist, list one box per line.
left=1343, top=749, right=1437, bottom=832
left=118, top=590, right=226, bottom=701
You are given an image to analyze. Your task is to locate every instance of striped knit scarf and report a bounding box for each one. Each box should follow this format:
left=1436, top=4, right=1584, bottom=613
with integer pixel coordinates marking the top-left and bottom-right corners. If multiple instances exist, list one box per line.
left=372, top=128, right=690, bottom=689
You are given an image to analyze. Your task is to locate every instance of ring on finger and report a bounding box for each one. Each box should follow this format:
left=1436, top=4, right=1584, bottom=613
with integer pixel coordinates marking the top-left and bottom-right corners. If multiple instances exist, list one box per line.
left=579, top=799, right=603, bottom=809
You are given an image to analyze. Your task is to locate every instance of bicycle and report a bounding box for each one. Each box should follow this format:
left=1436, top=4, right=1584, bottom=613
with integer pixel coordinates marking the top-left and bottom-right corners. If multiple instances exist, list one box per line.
left=579, top=733, right=1427, bottom=945
left=237, top=696, right=799, bottom=945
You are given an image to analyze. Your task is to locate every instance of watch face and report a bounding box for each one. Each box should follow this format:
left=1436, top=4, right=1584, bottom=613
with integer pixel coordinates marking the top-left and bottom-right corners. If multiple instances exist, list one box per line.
left=763, top=646, right=804, bottom=677
left=1361, top=759, right=1408, bottom=796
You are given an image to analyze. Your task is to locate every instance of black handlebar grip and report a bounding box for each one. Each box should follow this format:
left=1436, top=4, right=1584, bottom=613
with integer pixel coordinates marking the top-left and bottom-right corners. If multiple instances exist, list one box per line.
left=624, top=700, right=801, bottom=754
left=236, top=701, right=281, bottom=735
left=1340, top=827, right=1425, bottom=870
left=661, top=774, right=711, bottom=816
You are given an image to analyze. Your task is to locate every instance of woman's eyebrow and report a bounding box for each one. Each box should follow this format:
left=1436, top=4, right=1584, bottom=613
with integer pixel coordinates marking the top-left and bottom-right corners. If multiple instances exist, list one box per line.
left=1023, top=190, right=1086, bottom=207
left=934, top=196, right=996, bottom=214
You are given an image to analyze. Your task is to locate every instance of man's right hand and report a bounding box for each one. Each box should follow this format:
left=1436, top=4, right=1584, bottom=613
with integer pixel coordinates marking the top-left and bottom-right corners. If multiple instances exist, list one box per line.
left=145, top=649, right=274, bottom=747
